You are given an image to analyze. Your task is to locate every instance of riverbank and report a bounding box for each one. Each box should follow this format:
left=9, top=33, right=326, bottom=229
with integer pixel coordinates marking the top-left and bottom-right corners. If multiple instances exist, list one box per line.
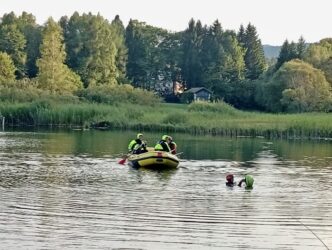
left=0, top=101, right=331, bottom=139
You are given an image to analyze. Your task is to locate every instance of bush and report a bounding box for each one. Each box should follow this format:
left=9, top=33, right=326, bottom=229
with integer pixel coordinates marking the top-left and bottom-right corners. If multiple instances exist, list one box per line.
left=76, top=84, right=161, bottom=106
left=0, top=81, right=80, bottom=104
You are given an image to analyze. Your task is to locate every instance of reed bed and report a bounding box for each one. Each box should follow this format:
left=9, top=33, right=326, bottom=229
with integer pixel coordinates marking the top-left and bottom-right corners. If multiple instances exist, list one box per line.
left=0, top=101, right=331, bottom=139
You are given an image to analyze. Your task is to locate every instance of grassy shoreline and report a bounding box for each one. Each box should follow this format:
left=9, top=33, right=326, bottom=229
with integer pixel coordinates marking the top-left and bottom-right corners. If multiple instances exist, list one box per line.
left=0, top=101, right=331, bottom=140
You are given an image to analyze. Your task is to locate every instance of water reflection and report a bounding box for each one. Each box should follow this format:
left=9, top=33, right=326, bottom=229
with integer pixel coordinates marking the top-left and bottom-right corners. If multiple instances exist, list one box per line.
left=0, top=130, right=331, bottom=249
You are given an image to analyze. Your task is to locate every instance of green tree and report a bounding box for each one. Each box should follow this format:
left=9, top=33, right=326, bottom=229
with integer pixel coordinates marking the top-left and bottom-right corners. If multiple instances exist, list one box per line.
left=0, top=52, right=16, bottom=85
left=17, top=12, right=42, bottom=77
left=297, top=36, right=306, bottom=60
left=237, top=24, right=246, bottom=45
left=221, top=30, right=246, bottom=82
left=62, top=13, right=117, bottom=87
left=126, top=19, right=170, bottom=90
left=276, top=37, right=307, bottom=70
left=111, top=15, right=128, bottom=83
left=242, top=23, right=267, bottom=80
left=37, top=18, right=83, bottom=94
left=275, top=40, right=297, bottom=70
left=0, top=18, right=26, bottom=78
left=181, top=18, right=205, bottom=88
left=1, top=12, right=41, bottom=77
left=304, top=38, right=332, bottom=86
left=264, top=59, right=331, bottom=112
left=200, top=21, right=245, bottom=105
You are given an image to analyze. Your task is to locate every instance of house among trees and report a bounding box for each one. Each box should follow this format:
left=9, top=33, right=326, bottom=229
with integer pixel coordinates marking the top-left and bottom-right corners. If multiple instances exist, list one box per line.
left=182, top=87, right=212, bottom=102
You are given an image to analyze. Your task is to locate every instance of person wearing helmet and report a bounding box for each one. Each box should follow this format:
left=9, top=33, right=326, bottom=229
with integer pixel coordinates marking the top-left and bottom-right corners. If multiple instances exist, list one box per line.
left=128, top=133, right=147, bottom=154
left=238, top=174, right=254, bottom=189
left=168, top=136, right=177, bottom=154
left=154, top=135, right=171, bottom=152
left=226, top=174, right=236, bottom=187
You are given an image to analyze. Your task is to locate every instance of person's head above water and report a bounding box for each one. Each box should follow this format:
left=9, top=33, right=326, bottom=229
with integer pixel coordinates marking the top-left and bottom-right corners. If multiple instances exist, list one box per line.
left=226, top=174, right=234, bottom=184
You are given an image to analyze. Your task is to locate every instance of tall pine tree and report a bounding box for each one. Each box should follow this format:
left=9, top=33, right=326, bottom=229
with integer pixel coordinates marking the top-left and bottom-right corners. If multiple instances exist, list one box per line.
left=242, top=23, right=266, bottom=80
left=181, top=18, right=205, bottom=88
left=111, top=15, right=128, bottom=83
left=275, top=39, right=297, bottom=70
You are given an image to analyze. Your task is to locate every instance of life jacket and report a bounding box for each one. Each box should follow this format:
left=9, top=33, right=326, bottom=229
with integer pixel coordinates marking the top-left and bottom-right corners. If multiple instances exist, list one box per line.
left=128, top=139, right=143, bottom=151
left=154, top=140, right=171, bottom=152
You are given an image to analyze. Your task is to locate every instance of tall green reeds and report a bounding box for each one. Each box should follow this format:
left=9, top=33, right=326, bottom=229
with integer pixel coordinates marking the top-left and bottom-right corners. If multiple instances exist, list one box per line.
left=0, top=100, right=331, bottom=139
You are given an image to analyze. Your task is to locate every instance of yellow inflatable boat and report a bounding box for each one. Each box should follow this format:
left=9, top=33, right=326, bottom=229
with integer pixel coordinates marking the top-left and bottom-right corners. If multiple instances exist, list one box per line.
left=127, top=151, right=179, bottom=169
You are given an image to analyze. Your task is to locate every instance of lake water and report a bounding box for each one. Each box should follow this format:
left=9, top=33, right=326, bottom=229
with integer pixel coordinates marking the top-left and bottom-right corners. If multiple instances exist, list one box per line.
left=0, top=129, right=331, bottom=249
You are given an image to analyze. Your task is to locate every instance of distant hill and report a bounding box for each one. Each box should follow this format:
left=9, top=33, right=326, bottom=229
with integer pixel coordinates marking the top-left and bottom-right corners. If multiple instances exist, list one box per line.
left=263, top=45, right=281, bottom=59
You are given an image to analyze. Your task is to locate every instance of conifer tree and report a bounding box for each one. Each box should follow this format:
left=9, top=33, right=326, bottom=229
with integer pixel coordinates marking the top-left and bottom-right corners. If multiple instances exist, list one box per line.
left=237, top=24, right=246, bottom=45
left=111, top=15, right=128, bottom=82
left=242, top=23, right=267, bottom=80
left=297, top=36, right=306, bottom=60
left=181, top=18, right=205, bottom=88
left=275, top=40, right=297, bottom=70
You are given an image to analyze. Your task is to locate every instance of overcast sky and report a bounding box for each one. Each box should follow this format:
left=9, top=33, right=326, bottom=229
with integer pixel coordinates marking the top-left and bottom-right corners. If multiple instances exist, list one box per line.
left=1, top=0, right=331, bottom=45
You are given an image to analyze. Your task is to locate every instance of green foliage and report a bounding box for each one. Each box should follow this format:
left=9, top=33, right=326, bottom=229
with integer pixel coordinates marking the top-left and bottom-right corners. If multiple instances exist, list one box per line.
left=304, top=38, right=332, bottom=86
left=304, top=38, right=332, bottom=67
left=0, top=12, right=42, bottom=78
left=62, top=12, right=118, bottom=87
left=264, top=59, right=332, bottom=112
left=242, top=24, right=267, bottom=80
left=275, top=40, right=298, bottom=70
left=319, top=58, right=332, bottom=85
left=202, top=22, right=245, bottom=89
left=0, top=101, right=331, bottom=139
left=0, top=82, right=79, bottom=103
left=181, top=19, right=204, bottom=88
left=76, top=84, right=161, bottom=106
left=37, top=18, right=83, bottom=94
left=126, top=19, right=172, bottom=90
left=0, top=52, right=16, bottom=84
left=0, top=21, right=26, bottom=78
left=275, top=37, right=307, bottom=70
left=17, top=12, right=42, bottom=78
left=111, top=15, right=128, bottom=83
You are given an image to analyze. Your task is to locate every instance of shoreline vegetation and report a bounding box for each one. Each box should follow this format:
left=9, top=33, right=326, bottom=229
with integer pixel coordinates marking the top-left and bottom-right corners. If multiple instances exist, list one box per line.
left=0, top=12, right=331, bottom=141
left=1, top=100, right=331, bottom=140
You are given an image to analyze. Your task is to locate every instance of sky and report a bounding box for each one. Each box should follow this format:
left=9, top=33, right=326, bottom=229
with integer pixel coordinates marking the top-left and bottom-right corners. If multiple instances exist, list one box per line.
left=1, top=0, right=331, bottom=45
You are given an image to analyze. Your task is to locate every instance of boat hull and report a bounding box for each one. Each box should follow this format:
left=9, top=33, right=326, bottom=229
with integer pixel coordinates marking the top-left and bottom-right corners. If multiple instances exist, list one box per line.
left=128, top=151, right=179, bottom=169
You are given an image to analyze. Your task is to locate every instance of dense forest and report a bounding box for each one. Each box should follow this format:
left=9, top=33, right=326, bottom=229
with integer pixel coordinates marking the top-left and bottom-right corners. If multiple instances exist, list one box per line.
left=0, top=11, right=331, bottom=113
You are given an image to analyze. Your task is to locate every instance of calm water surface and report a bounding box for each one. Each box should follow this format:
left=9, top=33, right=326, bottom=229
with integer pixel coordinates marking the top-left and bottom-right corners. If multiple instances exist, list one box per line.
left=0, top=129, right=331, bottom=249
